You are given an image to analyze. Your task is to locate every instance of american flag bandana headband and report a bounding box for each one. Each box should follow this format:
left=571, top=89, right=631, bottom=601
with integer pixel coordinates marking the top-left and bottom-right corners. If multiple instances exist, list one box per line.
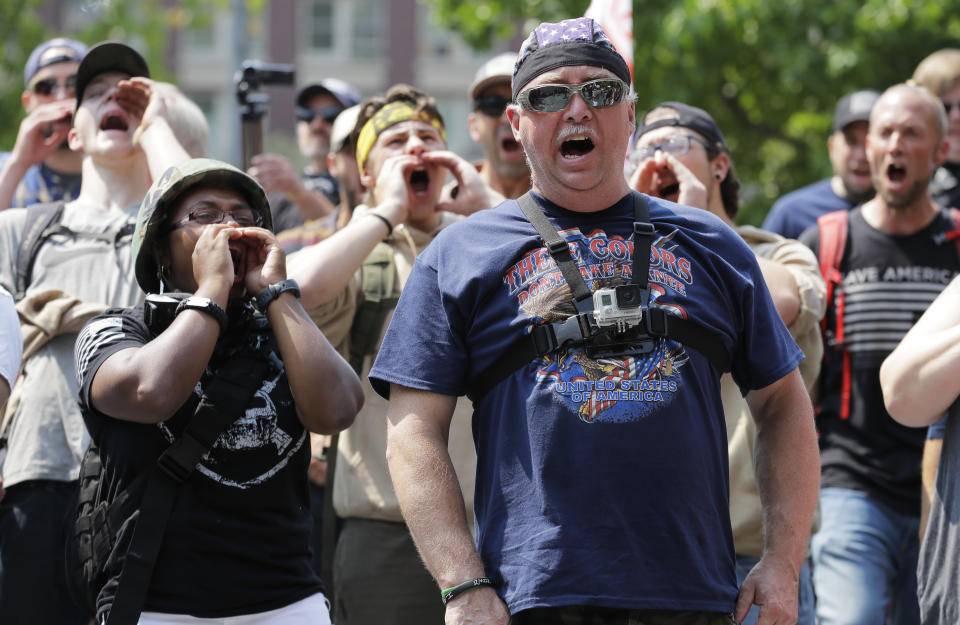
left=512, top=17, right=631, bottom=101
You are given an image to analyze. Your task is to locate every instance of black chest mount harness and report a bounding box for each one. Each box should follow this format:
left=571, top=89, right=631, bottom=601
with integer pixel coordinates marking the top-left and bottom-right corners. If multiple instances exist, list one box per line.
left=466, top=192, right=731, bottom=403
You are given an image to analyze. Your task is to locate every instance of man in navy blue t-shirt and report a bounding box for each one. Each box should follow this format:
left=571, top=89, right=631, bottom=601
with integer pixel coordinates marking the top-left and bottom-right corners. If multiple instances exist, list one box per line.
left=370, top=18, right=819, bottom=625
left=763, top=90, right=880, bottom=240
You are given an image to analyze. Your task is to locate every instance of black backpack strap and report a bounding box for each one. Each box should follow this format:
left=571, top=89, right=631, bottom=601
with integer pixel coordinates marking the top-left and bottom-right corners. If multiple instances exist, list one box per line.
left=14, top=201, right=64, bottom=299
left=105, top=355, right=268, bottom=625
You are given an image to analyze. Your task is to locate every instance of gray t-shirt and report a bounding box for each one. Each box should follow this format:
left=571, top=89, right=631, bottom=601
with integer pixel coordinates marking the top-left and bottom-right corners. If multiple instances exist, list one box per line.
left=0, top=200, right=141, bottom=486
left=918, top=400, right=960, bottom=624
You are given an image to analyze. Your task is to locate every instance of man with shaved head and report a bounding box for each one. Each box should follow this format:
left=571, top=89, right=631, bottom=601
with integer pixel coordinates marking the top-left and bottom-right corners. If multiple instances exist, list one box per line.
left=800, top=84, right=960, bottom=625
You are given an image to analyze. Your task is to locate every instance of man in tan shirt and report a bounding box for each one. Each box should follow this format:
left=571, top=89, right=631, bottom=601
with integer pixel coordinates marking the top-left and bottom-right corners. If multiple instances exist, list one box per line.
left=288, top=83, right=499, bottom=625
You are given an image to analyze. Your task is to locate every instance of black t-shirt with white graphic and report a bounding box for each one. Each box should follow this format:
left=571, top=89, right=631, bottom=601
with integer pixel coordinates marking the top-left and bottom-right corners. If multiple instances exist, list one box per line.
left=75, top=306, right=321, bottom=619
left=801, top=208, right=960, bottom=514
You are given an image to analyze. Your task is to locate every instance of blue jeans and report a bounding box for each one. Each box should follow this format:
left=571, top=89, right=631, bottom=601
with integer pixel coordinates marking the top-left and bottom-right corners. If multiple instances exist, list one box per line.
left=735, top=555, right=814, bottom=625
left=811, top=487, right=920, bottom=625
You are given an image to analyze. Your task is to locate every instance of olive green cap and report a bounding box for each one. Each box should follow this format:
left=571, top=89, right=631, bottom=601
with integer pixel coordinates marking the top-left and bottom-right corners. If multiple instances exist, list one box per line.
left=132, top=157, right=272, bottom=293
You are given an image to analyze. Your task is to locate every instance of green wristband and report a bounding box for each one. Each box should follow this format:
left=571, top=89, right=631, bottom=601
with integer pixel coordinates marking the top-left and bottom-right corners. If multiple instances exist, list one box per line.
left=440, top=577, right=493, bottom=606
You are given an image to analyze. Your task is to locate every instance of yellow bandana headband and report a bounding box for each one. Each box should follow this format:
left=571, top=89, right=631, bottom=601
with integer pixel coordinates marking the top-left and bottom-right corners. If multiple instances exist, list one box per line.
left=355, top=101, right=446, bottom=175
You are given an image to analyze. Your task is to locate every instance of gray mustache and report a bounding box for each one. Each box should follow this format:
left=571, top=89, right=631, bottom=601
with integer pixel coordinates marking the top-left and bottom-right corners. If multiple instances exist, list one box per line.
left=556, top=125, right=597, bottom=142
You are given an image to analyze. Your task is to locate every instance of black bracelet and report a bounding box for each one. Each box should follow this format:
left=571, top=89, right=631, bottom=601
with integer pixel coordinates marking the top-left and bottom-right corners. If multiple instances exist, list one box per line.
left=440, top=577, right=493, bottom=606
left=174, top=296, right=228, bottom=333
left=369, top=212, right=393, bottom=236
left=254, top=279, right=301, bottom=312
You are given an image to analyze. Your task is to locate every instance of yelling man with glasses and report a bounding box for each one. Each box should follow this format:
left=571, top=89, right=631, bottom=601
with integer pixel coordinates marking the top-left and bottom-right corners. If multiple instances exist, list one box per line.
left=249, top=79, right=361, bottom=233
left=369, top=18, right=819, bottom=625
left=466, top=52, right=531, bottom=199
left=0, top=38, right=88, bottom=211
left=632, top=102, right=825, bottom=625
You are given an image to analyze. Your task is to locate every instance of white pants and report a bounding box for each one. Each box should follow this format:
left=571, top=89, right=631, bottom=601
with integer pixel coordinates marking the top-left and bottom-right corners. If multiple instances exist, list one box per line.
left=133, top=593, right=332, bottom=625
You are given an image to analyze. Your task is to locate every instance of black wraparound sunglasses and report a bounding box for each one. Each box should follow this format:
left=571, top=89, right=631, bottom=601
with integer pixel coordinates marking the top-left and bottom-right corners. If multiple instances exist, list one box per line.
left=31, top=75, right=77, bottom=96
left=474, top=95, right=512, bottom=117
left=295, top=105, right=343, bottom=124
left=517, top=78, right=628, bottom=113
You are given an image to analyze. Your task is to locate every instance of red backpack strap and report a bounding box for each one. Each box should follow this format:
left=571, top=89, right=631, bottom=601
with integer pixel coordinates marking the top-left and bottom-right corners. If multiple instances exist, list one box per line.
left=816, top=210, right=851, bottom=419
left=949, top=208, right=960, bottom=259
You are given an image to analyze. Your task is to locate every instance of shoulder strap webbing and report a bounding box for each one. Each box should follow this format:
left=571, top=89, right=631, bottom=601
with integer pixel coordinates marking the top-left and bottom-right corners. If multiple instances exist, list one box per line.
left=105, top=355, right=268, bottom=625
left=348, top=241, right=398, bottom=374
left=816, top=210, right=851, bottom=420
left=326, top=240, right=398, bottom=597
left=15, top=202, right=64, bottom=300
left=467, top=192, right=729, bottom=403
left=517, top=193, right=594, bottom=312
left=935, top=207, right=960, bottom=260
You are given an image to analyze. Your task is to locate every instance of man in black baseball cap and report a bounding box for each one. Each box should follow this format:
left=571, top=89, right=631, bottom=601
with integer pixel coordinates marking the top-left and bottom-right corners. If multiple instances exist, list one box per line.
left=630, top=101, right=740, bottom=215
left=73, top=40, right=149, bottom=108
left=249, top=78, right=362, bottom=233
left=763, top=89, right=880, bottom=239
left=0, top=37, right=88, bottom=210
left=0, top=38, right=191, bottom=625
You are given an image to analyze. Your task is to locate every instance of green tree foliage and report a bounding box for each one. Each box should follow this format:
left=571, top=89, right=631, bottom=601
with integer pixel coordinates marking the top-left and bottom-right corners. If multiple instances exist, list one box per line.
left=425, top=0, right=960, bottom=225
left=0, top=0, right=223, bottom=153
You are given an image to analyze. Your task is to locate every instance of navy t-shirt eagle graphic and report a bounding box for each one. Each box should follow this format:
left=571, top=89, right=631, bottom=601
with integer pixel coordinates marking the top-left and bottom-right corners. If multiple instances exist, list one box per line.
left=370, top=192, right=803, bottom=615
left=508, top=224, right=693, bottom=423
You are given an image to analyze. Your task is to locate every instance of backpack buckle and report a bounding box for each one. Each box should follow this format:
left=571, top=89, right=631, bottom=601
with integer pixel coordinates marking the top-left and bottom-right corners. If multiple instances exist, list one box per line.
left=156, top=432, right=206, bottom=483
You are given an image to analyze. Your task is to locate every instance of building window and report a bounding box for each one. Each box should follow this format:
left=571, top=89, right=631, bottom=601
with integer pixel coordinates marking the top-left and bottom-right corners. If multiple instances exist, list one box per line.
left=308, top=0, right=334, bottom=50
left=350, top=0, right=383, bottom=58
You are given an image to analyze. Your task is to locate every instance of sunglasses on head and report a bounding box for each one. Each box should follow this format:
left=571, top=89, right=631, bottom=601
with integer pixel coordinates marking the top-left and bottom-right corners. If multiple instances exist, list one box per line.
left=31, top=75, right=77, bottom=97
left=517, top=78, right=628, bottom=113
left=474, top=95, right=512, bottom=117
left=295, top=105, right=343, bottom=124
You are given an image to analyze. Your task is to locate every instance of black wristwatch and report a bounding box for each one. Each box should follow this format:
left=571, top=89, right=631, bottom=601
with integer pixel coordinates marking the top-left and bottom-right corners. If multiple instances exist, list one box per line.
left=255, top=279, right=301, bottom=312
left=175, top=296, right=228, bottom=332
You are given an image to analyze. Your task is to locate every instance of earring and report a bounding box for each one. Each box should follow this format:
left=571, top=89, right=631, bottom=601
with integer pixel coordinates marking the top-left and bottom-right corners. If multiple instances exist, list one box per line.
left=157, top=265, right=166, bottom=294
left=715, top=173, right=723, bottom=180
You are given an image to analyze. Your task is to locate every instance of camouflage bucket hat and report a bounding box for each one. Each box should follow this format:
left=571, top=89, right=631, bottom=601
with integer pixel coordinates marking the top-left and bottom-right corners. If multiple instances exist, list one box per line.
left=133, top=158, right=272, bottom=293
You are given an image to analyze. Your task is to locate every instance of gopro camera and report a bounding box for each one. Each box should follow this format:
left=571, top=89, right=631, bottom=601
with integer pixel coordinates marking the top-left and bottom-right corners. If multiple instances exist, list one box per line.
left=592, top=285, right=645, bottom=332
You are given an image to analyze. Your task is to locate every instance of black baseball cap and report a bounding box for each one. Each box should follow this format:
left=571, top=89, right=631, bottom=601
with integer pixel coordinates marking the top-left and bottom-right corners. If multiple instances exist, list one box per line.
left=833, top=90, right=881, bottom=132
left=637, top=101, right=729, bottom=154
left=74, top=41, right=149, bottom=107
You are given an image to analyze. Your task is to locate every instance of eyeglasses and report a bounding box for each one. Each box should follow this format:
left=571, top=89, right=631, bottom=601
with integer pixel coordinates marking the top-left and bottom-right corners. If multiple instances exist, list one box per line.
left=942, top=99, right=960, bottom=115
left=296, top=105, right=343, bottom=124
left=633, top=134, right=715, bottom=161
left=474, top=95, right=511, bottom=117
left=31, top=75, right=77, bottom=97
left=167, top=206, right=263, bottom=232
left=516, top=79, right=628, bottom=113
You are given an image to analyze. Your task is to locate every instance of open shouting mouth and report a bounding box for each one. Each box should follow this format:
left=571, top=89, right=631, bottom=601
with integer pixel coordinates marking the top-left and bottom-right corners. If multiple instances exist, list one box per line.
left=560, top=134, right=595, bottom=159
left=409, top=167, right=430, bottom=196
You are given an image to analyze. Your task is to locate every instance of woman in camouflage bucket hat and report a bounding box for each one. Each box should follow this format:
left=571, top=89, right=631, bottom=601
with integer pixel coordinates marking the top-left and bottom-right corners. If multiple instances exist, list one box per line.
left=73, top=158, right=361, bottom=624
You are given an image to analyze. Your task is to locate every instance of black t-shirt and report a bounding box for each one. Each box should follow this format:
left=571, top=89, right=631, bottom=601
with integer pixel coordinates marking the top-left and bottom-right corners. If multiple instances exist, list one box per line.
left=75, top=305, right=322, bottom=619
left=801, top=208, right=960, bottom=514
